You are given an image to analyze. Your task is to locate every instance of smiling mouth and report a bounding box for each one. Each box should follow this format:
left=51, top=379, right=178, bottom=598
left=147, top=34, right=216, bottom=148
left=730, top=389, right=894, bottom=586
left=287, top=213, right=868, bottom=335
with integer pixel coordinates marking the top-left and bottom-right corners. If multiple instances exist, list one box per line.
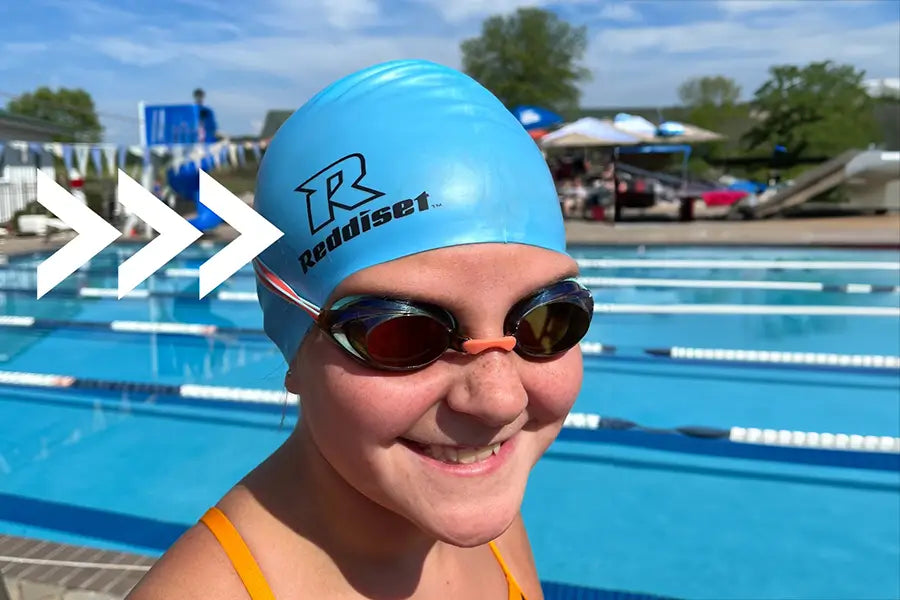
left=400, top=439, right=504, bottom=465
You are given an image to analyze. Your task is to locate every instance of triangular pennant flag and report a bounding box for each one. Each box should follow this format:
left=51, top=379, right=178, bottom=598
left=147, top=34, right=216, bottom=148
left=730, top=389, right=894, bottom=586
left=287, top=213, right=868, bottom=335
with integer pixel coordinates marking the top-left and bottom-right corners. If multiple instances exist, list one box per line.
left=228, top=143, right=238, bottom=167
left=251, top=142, right=261, bottom=161
left=62, top=145, right=73, bottom=172
left=73, top=144, right=90, bottom=176
left=90, top=146, right=103, bottom=176
left=103, top=145, right=117, bottom=177
left=28, top=142, right=42, bottom=157
left=0, top=141, right=5, bottom=160
left=118, top=145, right=127, bottom=169
left=50, top=143, right=64, bottom=159
left=236, top=144, right=246, bottom=166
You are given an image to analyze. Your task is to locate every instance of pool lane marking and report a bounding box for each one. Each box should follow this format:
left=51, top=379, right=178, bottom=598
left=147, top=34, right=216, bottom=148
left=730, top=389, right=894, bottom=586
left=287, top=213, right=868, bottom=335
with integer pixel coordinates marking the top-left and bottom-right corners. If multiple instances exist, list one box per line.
left=576, top=258, right=900, bottom=270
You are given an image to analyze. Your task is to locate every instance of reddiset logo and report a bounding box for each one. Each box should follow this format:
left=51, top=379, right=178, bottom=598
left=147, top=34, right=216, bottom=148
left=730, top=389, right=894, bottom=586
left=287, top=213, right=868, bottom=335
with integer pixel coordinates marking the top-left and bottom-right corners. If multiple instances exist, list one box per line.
left=34, top=169, right=283, bottom=300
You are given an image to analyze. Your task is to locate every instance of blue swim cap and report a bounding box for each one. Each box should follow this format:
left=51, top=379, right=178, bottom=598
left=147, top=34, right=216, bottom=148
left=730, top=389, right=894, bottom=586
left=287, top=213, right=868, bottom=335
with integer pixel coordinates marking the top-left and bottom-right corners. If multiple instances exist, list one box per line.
left=253, top=59, right=567, bottom=365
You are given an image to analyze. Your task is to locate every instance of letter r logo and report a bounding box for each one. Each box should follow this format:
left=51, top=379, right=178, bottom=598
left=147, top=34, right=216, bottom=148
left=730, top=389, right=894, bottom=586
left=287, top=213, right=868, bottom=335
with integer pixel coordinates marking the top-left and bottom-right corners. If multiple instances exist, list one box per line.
left=296, top=153, right=384, bottom=235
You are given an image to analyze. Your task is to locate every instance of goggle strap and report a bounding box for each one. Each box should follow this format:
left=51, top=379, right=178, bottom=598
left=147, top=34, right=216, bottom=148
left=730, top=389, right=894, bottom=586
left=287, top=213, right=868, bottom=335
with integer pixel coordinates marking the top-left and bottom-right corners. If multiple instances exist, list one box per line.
left=252, top=258, right=322, bottom=319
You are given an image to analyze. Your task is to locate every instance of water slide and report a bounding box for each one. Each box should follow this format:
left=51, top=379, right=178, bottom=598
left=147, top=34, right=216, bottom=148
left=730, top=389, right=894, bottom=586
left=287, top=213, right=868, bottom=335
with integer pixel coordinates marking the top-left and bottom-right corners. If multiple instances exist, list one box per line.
left=742, top=149, right=900, bottom=218
left=166, top=157, right=223, bottom=231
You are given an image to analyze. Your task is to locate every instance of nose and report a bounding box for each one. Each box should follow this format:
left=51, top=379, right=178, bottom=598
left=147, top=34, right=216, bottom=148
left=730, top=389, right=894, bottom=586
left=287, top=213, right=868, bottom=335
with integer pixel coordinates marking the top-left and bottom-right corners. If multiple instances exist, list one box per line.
left=444, top=351, right=528, bottom=428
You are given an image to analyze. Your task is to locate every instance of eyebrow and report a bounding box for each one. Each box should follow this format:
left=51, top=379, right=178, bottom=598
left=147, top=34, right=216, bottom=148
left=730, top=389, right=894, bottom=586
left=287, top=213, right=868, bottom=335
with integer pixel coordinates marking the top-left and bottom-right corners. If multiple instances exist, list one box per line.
left=357, top=268, right=582, bottom=307
left=390, top=267, right=579, bottom=306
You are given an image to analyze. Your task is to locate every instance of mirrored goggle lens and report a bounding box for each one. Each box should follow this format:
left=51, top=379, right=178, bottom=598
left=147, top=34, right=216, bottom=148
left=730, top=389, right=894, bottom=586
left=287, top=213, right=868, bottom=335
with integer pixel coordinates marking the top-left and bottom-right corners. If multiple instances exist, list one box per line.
left=514, top=299, right=592, bottom=356
left=346, top=315, right=451, bottom=369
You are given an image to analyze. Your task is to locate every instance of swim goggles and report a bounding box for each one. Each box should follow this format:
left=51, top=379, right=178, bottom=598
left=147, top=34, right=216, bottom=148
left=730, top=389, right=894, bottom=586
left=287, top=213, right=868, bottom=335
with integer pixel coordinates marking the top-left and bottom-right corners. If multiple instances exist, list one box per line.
left=254, top=259, right=594, bottom=372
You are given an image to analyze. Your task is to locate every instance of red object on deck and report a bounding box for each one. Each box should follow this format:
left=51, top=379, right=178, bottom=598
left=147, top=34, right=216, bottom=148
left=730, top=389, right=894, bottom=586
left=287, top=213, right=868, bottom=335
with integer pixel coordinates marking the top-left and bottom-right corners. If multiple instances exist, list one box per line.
left=702, top=190, right=748, bottom=207
left=590, top=206, right=605, bottom=220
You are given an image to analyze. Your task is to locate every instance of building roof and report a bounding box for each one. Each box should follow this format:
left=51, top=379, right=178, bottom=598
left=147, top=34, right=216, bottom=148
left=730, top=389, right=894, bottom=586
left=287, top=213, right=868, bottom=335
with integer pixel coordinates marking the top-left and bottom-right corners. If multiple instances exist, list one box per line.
left=0, top=109, right=67, bottom=138
left=260, top=110, right=293, bottom=139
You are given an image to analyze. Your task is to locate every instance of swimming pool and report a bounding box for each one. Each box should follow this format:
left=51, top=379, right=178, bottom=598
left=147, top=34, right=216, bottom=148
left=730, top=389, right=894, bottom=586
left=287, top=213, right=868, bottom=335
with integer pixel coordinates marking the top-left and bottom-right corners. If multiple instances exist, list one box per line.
left=1, top=243, right=898, bottom=600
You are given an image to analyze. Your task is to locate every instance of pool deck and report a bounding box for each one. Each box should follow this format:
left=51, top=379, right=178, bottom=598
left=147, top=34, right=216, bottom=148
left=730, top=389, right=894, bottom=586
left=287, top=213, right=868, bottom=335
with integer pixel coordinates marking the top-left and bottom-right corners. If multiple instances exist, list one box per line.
left=0, top=535, right=150, bottom=600
left=563, top=214, right=900, bottom=247
left=1, top=215, right=898, bottom=259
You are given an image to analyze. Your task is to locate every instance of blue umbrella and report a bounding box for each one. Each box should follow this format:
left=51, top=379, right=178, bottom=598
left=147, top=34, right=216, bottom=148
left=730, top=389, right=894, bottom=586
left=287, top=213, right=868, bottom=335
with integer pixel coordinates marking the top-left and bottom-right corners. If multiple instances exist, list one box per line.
left=512, top=105, right=563, bottom=131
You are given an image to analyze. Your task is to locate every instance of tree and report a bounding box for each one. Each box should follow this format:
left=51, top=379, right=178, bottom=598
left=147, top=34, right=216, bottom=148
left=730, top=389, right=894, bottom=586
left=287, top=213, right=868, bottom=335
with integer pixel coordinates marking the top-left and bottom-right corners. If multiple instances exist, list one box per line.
left=6, top=86, right=103, bottom=142
left=678, top=76, right=742, bottom=107
left=742, top=60, right=879, bottom=158
left=460, top=7, right=590, bottom=112
left=676, top=76, right=750, bottom=174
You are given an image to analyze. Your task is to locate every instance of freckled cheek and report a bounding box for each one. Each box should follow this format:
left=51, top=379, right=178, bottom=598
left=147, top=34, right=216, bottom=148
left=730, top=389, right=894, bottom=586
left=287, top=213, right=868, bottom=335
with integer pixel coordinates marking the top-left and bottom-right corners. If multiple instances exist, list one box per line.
left=523, top=350, right=584, bottom=423
left=309, top=365, right=448, bottom=443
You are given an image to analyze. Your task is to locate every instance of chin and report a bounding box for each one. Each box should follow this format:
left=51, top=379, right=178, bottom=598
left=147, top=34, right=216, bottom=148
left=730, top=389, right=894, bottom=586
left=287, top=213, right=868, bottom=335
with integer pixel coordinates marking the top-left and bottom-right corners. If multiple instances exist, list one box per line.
left=410, top=494, right=521, bottom=548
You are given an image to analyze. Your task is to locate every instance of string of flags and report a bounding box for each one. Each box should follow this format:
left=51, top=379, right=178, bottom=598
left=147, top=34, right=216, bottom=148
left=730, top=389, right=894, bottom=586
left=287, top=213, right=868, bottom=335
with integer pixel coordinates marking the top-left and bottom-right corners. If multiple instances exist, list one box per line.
left=0, top=139, right=268, bottom=178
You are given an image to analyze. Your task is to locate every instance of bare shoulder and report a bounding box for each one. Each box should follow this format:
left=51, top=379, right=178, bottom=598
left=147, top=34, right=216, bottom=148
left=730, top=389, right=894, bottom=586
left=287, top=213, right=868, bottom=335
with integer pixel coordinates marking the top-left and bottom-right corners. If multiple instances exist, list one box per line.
left=126, top=522, right=247, bottom=600
left=493, top=512, right=545, bottom=600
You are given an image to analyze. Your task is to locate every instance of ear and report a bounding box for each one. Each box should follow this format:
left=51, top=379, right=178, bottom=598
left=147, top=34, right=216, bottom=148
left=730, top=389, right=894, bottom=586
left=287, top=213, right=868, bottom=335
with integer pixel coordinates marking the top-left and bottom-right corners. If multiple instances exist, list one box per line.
left=284, top=359, right=302, bottom=394
left=283, top=334, right=311, bottom=394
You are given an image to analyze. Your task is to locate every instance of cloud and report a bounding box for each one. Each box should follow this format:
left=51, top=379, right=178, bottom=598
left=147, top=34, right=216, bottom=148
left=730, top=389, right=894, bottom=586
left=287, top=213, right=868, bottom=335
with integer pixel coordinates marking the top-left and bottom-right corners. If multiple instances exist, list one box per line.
left=3, top=42, right=50, bottom=53
left=15, top=0, right=895, bottom=144
left=715, top=0, right=806, bottom=15
left=716, top=0, right=875, bottom=15
left=597, top=3, right=642, bottom=22
left=421, top=0, right=602, bottom=24
left=77, top=36, right=181, bottom=68
left=586, top=15, right=900, bottom=106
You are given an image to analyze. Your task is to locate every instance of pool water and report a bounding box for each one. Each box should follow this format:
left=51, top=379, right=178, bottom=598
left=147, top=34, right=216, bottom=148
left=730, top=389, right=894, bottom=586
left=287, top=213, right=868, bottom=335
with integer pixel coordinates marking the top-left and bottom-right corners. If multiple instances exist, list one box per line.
left=1, top=243, right=898, bottom=600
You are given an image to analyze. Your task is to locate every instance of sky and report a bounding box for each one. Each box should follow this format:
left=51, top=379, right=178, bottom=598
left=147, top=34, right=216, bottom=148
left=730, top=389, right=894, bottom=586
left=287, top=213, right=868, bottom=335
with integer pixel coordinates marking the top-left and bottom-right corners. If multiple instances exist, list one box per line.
left=1, top=0, right=898, bottom=145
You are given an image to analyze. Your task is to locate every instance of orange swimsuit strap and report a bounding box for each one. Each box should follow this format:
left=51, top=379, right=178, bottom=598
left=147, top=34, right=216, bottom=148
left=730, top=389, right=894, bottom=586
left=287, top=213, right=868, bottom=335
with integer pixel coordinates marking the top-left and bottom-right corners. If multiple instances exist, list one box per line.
left=201, top=507, right=527, bottom=600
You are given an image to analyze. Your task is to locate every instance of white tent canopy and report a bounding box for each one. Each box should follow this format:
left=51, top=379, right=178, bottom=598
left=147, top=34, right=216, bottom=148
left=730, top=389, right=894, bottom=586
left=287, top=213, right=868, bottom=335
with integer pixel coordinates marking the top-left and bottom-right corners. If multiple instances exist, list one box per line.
left=541, top=117, right=642, bottom=148
left=541, top=116, right=725, bottom=148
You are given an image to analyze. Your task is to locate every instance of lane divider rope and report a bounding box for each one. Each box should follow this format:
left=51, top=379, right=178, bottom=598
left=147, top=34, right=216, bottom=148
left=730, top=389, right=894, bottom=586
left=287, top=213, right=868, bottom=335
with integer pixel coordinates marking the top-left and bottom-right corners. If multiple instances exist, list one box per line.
left=2, top=284, right=898, bottom=316
left=0, top=370, right=895, bottom=471
left=574, top=258, right=900, bottom=271
left=561, top=412, right=900, bottom=453
left=2, top=317, right=897, bottom=370
left=580, top=276, right=900, bottom=294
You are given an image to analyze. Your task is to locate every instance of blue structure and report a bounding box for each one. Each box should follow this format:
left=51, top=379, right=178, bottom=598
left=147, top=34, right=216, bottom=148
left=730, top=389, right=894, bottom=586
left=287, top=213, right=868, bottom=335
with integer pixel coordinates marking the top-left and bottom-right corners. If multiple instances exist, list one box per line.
left=166, top=158, right=223, bottom=231
left=142, top=102, right=223, bottom=231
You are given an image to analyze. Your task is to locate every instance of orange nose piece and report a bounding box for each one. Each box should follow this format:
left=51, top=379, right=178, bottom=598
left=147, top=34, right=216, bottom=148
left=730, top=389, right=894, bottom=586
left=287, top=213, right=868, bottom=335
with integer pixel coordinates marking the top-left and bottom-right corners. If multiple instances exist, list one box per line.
left=461, top=336, right=517, bottom=354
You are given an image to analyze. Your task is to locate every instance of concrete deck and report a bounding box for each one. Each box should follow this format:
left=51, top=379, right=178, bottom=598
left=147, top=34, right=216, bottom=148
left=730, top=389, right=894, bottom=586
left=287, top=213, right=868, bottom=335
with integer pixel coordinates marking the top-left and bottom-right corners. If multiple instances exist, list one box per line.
left=0, top=534, right=151, bottom=600
left=2, top=215, right=897, bottom=261
left=563, top=214, right=900, bottom=247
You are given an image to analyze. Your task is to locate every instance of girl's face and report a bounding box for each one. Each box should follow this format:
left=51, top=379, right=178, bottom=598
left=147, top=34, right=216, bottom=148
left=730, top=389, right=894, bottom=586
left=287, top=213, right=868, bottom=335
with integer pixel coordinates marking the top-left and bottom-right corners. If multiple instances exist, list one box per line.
left=288, top=243, right=584, bottom=547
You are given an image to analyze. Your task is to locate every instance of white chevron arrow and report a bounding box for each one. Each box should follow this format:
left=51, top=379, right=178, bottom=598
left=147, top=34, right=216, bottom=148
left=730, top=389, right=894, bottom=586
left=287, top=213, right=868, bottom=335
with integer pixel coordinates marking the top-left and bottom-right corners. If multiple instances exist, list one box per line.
left=197, top=170, right=283, bottom=298
left=35, top=169, right=121, bottom=298
left=117, top=169, right=203, bottom=298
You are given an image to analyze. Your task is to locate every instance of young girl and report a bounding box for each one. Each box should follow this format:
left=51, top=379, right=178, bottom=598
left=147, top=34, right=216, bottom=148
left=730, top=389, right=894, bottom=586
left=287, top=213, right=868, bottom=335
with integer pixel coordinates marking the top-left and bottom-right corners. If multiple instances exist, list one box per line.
left=128, top=59, right=593, bottom=600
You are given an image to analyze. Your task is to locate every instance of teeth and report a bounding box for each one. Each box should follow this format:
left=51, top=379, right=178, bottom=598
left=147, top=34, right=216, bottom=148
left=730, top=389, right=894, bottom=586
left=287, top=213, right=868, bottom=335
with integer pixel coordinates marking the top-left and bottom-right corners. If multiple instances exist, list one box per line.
left=421, top=442, right=501, bottom=464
